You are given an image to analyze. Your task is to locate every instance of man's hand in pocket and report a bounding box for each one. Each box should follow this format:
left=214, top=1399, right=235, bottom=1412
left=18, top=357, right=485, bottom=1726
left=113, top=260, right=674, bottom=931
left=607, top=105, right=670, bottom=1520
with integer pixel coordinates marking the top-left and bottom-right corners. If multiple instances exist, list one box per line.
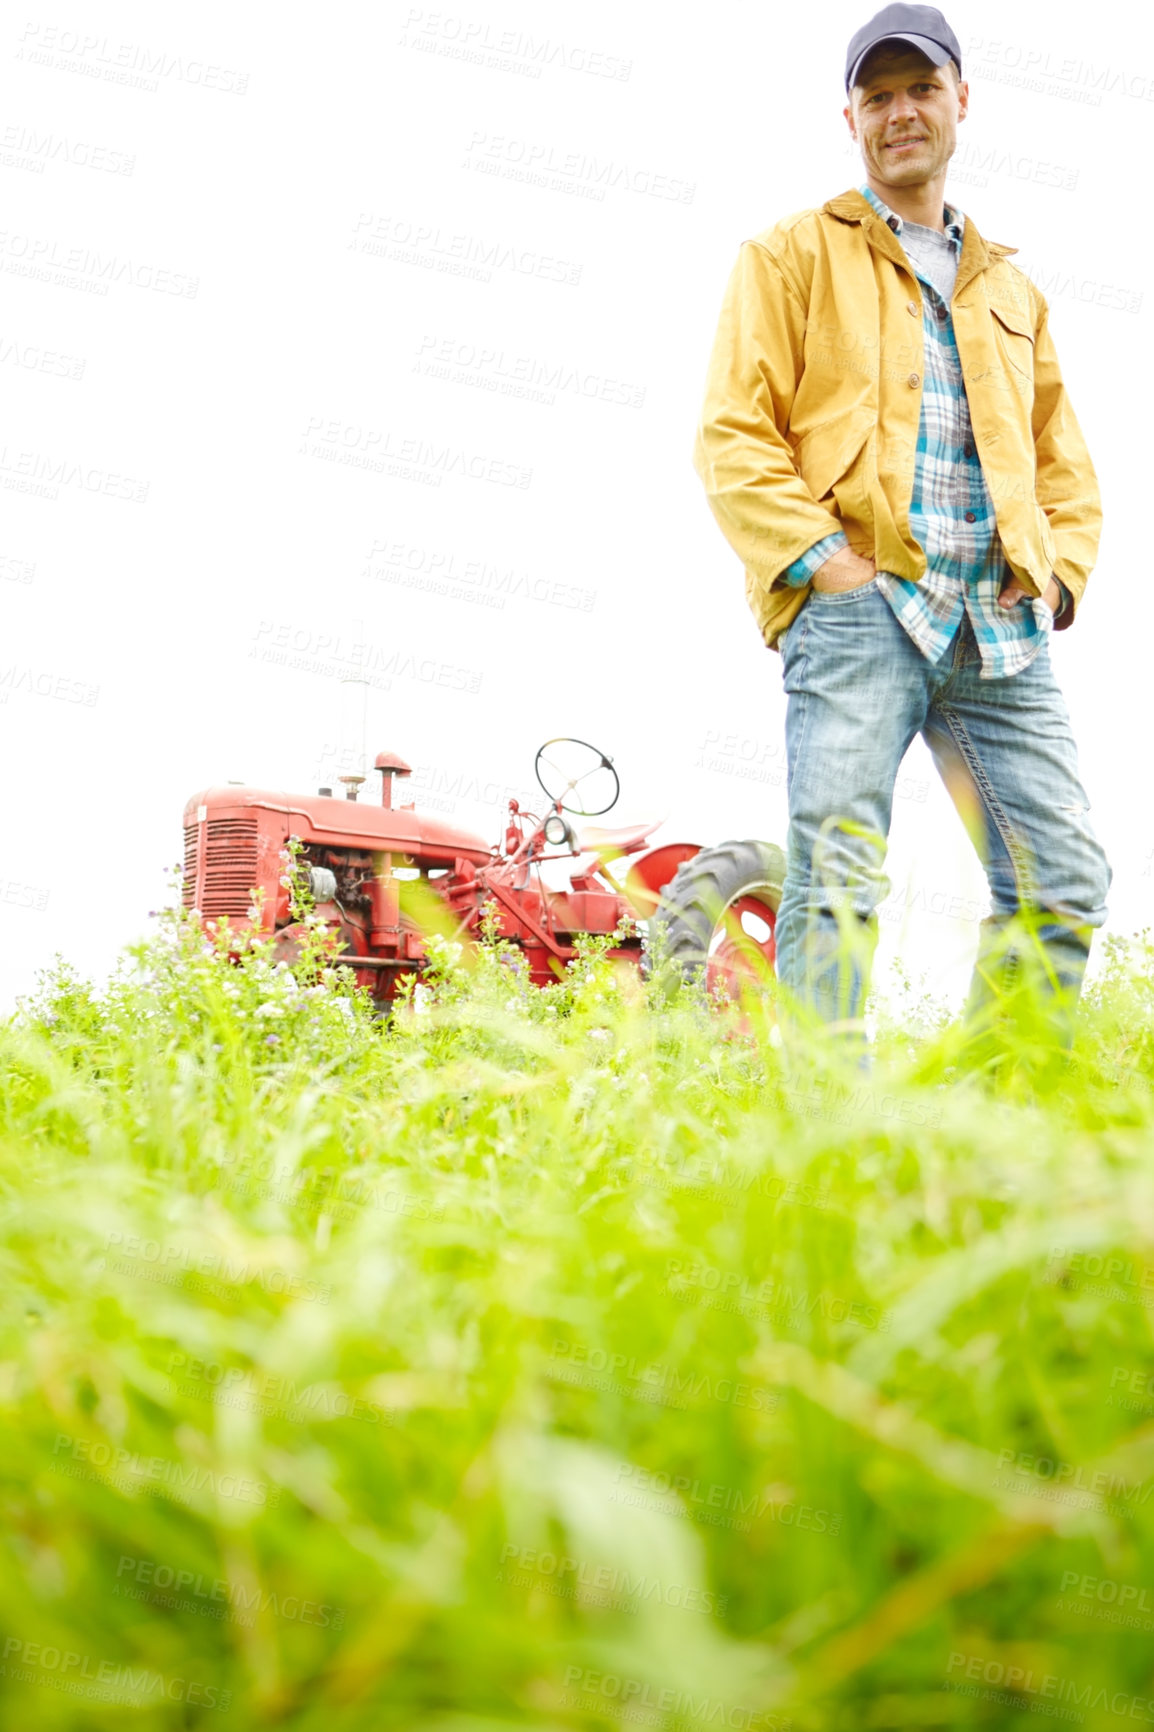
left=998, top=574, right=1062, bottom=613
left=811, top=549, right=877, bottom=593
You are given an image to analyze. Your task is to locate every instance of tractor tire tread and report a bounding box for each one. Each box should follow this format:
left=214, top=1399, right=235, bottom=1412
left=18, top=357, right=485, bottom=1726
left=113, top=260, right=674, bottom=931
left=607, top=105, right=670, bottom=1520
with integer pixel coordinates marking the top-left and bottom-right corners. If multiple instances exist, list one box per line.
left=649, top=839, right=785, bottom=979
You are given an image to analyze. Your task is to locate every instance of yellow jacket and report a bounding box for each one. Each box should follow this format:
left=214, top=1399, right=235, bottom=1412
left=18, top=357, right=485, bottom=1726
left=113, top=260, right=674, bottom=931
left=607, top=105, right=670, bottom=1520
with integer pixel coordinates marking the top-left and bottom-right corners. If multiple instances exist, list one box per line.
left=692, top=187, right=1101, bottom=650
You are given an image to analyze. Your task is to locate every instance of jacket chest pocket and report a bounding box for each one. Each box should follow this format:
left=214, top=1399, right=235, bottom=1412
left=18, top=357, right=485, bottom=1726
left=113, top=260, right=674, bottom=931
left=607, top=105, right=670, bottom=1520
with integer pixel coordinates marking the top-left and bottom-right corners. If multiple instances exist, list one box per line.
left=988, top=301, right=1036, bottom=401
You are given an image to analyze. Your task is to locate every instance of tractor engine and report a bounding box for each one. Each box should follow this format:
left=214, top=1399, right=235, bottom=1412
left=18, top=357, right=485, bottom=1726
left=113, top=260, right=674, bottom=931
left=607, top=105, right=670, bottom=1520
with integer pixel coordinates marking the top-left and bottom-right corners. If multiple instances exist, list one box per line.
left=181, top=753, right=496, bottom=1002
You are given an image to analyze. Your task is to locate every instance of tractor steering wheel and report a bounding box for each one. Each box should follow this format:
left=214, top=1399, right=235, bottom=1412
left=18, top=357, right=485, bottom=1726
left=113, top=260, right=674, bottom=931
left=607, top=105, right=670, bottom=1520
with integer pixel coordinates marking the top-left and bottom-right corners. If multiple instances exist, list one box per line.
left=533, top=738, right=620, bottom=817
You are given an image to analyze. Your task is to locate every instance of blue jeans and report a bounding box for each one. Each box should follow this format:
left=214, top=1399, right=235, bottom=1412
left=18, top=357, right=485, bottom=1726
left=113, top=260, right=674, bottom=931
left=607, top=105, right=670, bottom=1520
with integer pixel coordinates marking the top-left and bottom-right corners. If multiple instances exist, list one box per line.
left=774, top=579, right=1111, bottom=1038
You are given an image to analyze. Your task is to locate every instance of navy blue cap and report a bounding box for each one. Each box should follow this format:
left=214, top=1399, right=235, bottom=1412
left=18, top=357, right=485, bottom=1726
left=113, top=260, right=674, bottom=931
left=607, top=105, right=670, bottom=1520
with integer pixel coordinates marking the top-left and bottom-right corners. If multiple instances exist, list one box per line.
left=845, top=4, right=962, bottom=92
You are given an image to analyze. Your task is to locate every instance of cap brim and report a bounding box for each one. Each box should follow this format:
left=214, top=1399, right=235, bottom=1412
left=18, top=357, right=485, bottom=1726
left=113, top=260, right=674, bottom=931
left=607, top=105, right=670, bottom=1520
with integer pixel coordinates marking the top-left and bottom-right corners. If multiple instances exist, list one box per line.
left=848, top=33, right=952, bottom=91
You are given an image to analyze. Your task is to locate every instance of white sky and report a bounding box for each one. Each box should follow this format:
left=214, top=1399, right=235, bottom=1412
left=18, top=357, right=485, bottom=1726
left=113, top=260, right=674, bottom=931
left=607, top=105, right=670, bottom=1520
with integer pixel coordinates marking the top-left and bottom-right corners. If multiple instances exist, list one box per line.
left=1, top=0, right=1149, bottom=1012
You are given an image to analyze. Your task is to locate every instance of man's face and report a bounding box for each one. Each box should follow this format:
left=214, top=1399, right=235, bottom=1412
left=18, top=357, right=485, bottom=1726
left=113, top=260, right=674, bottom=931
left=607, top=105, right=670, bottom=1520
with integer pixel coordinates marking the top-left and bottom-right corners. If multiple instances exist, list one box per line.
left=844, top=46, right=968, bottom=189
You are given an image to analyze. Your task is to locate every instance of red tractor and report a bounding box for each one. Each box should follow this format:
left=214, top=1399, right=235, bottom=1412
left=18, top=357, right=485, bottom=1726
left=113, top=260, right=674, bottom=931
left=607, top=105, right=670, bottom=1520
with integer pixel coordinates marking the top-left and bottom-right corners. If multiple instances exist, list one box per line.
left=181, top=738, right=784, bottom=1004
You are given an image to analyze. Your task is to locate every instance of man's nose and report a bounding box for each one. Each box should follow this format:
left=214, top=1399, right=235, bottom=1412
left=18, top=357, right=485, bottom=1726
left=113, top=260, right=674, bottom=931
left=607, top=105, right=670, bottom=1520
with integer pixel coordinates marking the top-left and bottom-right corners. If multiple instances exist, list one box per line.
left=887, top=91, right=919, bottom=125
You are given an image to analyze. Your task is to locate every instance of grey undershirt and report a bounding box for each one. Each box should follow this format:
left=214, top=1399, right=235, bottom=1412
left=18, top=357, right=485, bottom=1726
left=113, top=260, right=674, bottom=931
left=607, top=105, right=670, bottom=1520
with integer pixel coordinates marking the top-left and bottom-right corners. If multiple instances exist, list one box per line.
left=896, top=215, right=960, bottom=305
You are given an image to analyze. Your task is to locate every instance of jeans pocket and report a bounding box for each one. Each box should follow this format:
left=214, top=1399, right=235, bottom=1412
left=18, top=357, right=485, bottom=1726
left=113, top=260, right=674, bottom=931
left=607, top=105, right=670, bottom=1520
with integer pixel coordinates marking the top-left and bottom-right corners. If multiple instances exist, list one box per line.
left=807, top=576, right=880, bottom=606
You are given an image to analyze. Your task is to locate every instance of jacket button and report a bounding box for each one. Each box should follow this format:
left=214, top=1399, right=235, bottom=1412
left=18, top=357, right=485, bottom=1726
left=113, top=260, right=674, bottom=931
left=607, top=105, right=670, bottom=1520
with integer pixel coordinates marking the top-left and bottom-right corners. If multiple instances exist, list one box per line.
left=907, top=372, right=920, bottom=387
left=906, top=300, right=918, bottom=315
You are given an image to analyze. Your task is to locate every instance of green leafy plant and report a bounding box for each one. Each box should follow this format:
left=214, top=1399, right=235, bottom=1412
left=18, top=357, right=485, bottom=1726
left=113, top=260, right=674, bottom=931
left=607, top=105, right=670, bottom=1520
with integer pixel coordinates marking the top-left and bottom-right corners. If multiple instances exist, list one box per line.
left=3, top=906, right=1154, bottom=1729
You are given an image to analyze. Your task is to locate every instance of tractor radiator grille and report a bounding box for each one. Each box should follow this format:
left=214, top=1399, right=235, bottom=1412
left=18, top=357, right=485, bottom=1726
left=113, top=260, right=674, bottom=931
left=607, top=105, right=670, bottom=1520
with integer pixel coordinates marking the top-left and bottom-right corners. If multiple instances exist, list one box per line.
left=199, top=818, right=261, bottom=917
left=181, top=823, right=198, bottom=908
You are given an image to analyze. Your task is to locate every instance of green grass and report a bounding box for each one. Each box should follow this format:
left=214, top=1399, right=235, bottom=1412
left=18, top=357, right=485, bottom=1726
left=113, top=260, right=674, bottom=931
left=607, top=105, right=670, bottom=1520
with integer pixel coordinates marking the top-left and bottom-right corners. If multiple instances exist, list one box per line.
left=4, top=899, right=1154, bottom=1730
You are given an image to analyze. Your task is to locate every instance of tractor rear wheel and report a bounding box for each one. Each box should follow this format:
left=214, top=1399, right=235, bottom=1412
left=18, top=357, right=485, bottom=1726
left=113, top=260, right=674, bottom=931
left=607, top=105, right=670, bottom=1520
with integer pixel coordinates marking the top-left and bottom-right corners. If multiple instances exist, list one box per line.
left=649, top=839, right=785, bottom=998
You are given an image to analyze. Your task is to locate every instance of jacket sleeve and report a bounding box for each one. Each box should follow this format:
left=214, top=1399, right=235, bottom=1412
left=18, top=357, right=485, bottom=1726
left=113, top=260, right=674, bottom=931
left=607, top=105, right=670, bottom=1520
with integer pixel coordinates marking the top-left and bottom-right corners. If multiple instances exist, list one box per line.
left=692, top=240, right=844, bottom=593
left=1031, top=298, right=1101, bottom=629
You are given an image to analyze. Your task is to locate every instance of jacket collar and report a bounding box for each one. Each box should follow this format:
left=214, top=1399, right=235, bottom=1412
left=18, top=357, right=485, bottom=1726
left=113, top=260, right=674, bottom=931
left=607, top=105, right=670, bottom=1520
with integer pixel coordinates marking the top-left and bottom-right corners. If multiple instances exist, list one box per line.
left=822, top=186, right=1017, bottom=298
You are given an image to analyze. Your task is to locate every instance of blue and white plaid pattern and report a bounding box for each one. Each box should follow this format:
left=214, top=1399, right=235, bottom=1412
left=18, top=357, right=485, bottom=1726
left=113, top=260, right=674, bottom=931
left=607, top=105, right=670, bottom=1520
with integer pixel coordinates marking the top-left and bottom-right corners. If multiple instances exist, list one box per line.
left=784, top=185, right=1054, bottom=680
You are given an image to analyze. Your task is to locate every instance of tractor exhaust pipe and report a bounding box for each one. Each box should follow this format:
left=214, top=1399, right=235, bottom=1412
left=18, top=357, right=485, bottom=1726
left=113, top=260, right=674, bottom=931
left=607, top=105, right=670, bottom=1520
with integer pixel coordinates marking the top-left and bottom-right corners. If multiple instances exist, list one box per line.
left=374, top=751, right=413, bottom=809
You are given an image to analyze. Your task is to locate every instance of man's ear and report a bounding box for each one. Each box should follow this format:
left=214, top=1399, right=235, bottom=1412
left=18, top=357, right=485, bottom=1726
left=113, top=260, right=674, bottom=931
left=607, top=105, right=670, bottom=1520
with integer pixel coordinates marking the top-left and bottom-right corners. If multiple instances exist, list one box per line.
left=956, top=78, right=969, bottom=122
left=843, top=100, right=857, bottom=139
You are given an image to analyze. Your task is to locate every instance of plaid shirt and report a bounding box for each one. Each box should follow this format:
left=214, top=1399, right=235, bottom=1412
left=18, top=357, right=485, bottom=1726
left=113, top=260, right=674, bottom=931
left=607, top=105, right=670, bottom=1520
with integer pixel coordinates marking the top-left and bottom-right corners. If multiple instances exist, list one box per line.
left=784, top=185, right=1060, bottom=680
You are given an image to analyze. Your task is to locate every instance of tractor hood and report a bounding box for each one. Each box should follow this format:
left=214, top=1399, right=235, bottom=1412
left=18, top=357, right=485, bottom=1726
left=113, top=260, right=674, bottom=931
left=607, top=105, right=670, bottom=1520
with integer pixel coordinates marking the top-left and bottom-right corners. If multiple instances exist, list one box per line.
left=183, top=785, right=494, bottom=865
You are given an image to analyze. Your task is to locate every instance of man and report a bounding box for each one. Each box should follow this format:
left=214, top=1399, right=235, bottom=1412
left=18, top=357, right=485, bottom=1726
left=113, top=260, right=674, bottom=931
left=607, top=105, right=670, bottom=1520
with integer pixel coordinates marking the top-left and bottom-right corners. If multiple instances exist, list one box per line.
left=692, top=2, right=1110, bottom=1049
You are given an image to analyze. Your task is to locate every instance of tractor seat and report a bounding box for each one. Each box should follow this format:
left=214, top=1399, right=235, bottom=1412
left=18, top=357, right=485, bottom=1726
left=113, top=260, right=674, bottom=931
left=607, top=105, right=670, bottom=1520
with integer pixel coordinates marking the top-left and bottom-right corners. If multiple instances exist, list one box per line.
left=577, top=820, right=660, bottom=857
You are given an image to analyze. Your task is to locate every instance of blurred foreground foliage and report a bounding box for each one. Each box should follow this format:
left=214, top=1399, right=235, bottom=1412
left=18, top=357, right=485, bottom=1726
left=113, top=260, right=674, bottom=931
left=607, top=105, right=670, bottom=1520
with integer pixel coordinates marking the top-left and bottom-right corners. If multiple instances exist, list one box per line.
left=4, top=899, right=1154, bottom=1730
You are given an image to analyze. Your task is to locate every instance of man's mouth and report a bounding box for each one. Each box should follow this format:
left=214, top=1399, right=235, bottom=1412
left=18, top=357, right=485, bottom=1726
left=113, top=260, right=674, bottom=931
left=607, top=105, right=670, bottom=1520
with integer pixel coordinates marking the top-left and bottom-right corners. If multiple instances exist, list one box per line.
left=886, top=137, right=926, bottom=151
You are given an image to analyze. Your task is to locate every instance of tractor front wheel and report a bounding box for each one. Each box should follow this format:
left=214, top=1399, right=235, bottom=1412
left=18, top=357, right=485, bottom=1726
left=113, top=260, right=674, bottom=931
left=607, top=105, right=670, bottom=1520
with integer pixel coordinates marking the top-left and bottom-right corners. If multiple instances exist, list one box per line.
left=649, top=839, right=785, bottom=999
